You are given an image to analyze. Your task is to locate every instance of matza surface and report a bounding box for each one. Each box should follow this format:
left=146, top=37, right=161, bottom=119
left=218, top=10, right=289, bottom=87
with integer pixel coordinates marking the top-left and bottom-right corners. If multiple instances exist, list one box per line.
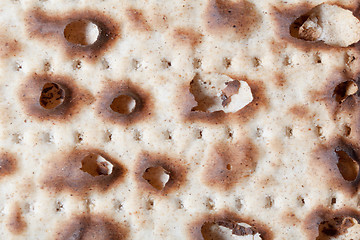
left=0, top=0, right=360, bottom=239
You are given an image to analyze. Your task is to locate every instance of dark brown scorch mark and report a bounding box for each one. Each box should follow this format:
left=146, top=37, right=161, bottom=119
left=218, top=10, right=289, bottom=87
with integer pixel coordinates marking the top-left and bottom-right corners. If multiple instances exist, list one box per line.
left=189, top=211, right=273, bottom=240
left=182, top=75, right=268, bottom=124
left=56, top=214, right=128, bottom=240
left=304, top=206, right=360, bottom=239
left=97, top=81, right=153, bottom=125
left=134, top=152, right=187, bottom=195
left=43, top=149, right=126, bottom=195
left=314, top=137, right=360, bottom=196
left=202, top=138, right=259, bottom=191
left=19, top=73, right=94, bottom=121
left=205, top=0, right=261, bottom=39
left=0, top=153, right=17, bottom=179
left=173, top=28, right=203, bottom=48
left=7, top=204, right=27, bottom=235
left=26, top=9, right=120, bottom=62
left=272, top=3, right=360, bottom=51
left=126, top=8, right=151, bottom=32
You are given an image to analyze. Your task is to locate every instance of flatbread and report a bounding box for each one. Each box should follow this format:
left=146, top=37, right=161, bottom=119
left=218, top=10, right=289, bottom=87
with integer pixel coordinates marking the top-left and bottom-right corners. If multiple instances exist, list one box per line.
left=0, top=0, right=360, bottom=239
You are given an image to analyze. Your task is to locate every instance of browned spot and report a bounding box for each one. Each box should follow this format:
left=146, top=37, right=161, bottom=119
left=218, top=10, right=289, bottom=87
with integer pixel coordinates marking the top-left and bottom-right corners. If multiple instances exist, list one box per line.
left=272, top=3, right=360, bottom=51
left=43, top=149, right=126, bottom=195
left=97, top=81, right=153, bottom=125
left=7, top=204, right=27, bottom=235
left=205, top=0, right=262, bottom=39
left=281, top=211, right=300, bottom=227
left=274, top=72, right=287, bottom=87
left=56, top=214, right=128, bottom=240
left=173, top=28, right=203, bottom=48
left=126, top=8, right=151, bottom=31
left=189, top=211, right=273, bottom=240
left=0, top=37, right=21, bottom=59
left=19, top=73, right=94, bottom=121
left=181, top=75, right=268, bottom=124
left=134, top=152, right=187, bottom=195
left=26, top=9, right=120, bottom=62
left=0, top=153, right=17, bottom=179
left=289, top=105, right=310, bottom=119
left=313, top=137, right=360, bottom=196
left=202, top=138, right=258, bottom=191
left=304, top=206, right=360, bottom=239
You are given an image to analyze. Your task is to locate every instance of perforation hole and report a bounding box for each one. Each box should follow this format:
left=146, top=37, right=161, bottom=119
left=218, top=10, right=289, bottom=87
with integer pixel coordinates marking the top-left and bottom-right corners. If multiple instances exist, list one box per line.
left=104, top=130, right=112, bottom=142
left=223, top=57, right=231, bottom=68
left=344, top=125, right=351, bottom=137
left=146, top=199, right=154, bottom=210
left=64, top=20, right=99, bottom=45
left=43, top=61, right=51, bottom=72
left=75, top=132, right=83, bottom=143
left=43, top=132, right=54, bottom=143
left=55, top=200, right=64, bottom=212
left=205, top=198, right=215, bottom=210
left=131, top=59, right=141, bottom=70
left=12, top=133, right=23, bottom=144
left=314, top=52, right=322, bottom=63
left=335, top=150, right=359, bottom=181
left=283, top=55, right=292, bottom=66
left=235, top=198, right=243, bottom=210
left=176, top=199, right=184, bottom=209
left=163, top=130, right=172, bottom=140
left=72, top=60, right=82, bottom=70
left=256, top=127, right=263, bottom=138
left=39, top=83, right=65, bottom=109
left=113, top=200, right=123, bottom=212
left=253, top=57, right=261, bottom=67
left=142, top=166, right=170, bottom=190
left=265, top=196, right=273, bottom=208
left=316, top=125, right=325, bottom=140
left=80, top=154, right=113, bottom=177
left=193, top=58, right=202, bottom=69
left=331, top=197, right=337, bottom=206
left=161, top=58, right=171, bottom=68
left=133, top=129, right=142, bottom=141
left=285, top=126, right=293, bottom=138
left=15, top=61, right=22, bottom=71
left=101, top=58, right=110, bottom=69
left=195, top=129, right=203, bottom=139
left=297, top=196, right=305, bottom=206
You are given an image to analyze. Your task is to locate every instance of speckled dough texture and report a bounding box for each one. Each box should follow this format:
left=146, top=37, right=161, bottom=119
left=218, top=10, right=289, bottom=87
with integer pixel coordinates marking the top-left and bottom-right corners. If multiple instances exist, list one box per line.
left=1, top=0, right=360, bottom=239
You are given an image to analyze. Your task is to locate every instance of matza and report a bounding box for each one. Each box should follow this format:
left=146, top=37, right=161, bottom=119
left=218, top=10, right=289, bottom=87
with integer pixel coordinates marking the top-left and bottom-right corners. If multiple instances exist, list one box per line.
left=0, top=0, right=360, bottom=239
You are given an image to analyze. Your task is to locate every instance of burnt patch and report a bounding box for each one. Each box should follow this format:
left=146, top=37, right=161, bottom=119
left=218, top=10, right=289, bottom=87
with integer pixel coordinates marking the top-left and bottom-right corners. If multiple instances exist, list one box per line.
left=173, top=28, right=203, bottom=48
left=304, top=206, right=360, bottom=239
left=189, top=211, right=273, bottom=240
left=126, top=8, right=151, bottom=32
left=43, top=149, right=126, bottom=195
left=205, top=0, right=262, bottom=39
left=202, top=138, right=259, bottom=191
left=0, top=36, right=21, bottom=59
left=56, top=214, right=128, bottom=240
left=134, top=152, right=187, bottom=195
left=182, top=75, right=267, bottom=124
left=288, top=105, right=310, bottom=119
left=0, top=153, right=17, bottom=179
left=272, top=3, right=360, bottom=51
left=313, top=138, right=360, bottom=196
left=19, top=73, right=94, bottom=121
left=26, top=9, right=120, bottom=62
left=97, top=81, right=153, bottom=125
left=7, top=204, right=27, bottom=235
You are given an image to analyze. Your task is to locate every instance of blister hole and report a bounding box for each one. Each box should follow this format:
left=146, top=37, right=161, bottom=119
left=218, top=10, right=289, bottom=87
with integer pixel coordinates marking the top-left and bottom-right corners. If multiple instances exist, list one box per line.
left=64, top=20, right=99, bottom=45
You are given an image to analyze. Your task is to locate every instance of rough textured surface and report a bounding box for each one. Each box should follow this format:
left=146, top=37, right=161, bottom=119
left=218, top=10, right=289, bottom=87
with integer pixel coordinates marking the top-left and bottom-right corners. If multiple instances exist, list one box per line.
left=1, top=0, right=360, bottom=239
